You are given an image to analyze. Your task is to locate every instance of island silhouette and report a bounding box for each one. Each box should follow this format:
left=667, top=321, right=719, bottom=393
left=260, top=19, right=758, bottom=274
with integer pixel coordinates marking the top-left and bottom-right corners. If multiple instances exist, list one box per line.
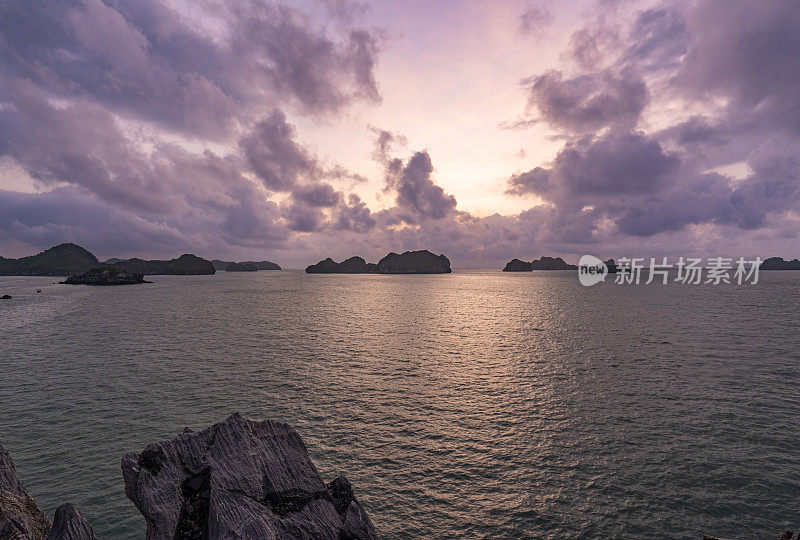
left=306, top=250, right=451, bottom=274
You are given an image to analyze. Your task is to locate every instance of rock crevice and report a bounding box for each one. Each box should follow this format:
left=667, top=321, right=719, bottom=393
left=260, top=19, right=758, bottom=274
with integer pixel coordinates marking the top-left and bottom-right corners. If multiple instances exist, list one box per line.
left=121, top=413, right=377, bottom=540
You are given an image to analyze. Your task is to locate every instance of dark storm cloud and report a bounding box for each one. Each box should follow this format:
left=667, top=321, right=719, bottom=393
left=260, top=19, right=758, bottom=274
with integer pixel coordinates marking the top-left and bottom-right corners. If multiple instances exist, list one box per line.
left=384, top=151, right=457, bottom=221
left=0, top=0, right=382, bottom=139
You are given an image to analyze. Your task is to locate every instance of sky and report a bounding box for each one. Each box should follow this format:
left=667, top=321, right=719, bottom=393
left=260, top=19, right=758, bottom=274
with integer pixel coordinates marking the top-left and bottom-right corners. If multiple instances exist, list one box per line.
left=1, top=0, right=799, bottom=268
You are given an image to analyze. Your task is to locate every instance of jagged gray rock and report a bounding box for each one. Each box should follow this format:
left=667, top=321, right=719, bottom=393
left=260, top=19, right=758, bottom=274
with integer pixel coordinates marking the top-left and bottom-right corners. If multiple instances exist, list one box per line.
left=45, top=504, right=96, bottom=540
left=121, top=413, right=377, bottom=539
left=0, top=443, right=52, bottom=540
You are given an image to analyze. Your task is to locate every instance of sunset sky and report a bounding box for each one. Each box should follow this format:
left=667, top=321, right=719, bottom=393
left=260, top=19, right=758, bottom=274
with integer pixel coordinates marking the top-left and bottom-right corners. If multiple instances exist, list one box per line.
left=1, top=0, right=799, bottom=267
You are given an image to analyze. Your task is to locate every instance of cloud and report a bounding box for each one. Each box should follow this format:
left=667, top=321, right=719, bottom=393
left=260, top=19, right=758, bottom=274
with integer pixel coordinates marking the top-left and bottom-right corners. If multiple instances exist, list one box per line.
left=0, top=187, right=184, bottom=253
left=369, top=126, right=407, bottom=163
left=334, top=194, right=376, bottom=233
left=0, top=0, right=382, bottom=139
left=241, top=111, right=319, bottom=192
left=505, top=0, right=800, bottom=250
left=518, top=4, right=553, bottom=38
left=509, top=130, right=678, bottom=198
left=676, top=0, right=800, bottom=133
left=563, top=25, right=621, bottom=70
left=522, top=67, right=648, bottom=133
left=2, top=0, right=800, bottom=266
left=384, top=151, right=457, bottom=221
left=623, top=7, right=687, bottom=72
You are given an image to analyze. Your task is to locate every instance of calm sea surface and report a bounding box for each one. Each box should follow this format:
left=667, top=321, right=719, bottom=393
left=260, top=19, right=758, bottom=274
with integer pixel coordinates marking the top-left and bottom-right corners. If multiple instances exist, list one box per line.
left=1, top=270, right=800, bottom=538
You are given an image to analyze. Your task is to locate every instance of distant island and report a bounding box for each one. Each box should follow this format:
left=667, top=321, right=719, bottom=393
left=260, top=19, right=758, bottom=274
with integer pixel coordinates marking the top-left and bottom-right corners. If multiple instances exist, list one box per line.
left=106, top=254, right=215, bottom=275
left=503, top=256, right=577, bottom=271
left=0, top=243, right=216, bottom=276
left=61, top=267, right=149, bottom=285
left=0, top=243, right=100, bottom=276
left=225, top=262, right=258, bottom=272
left=503, top=257, right=618, bottom=273
left=760, top=257, right=800, bottom=270
left=306, top=250, right=451, bottom=274
left=212, top=259, right=281, bottom=271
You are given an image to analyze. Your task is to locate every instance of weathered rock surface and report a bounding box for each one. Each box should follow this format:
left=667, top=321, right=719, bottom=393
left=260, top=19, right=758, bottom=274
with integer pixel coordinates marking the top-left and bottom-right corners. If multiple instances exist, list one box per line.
left=306, top=250, right=451, bottom=274
left=121, top=413, right=377, bottom=540
left=45, top=504, right=97, bottom=540
left=705, top=532, right=799, bottom=540
left=760, top=257, right=800, bottom=270
left=0, top=443, right=52, bottom=539
left=61, top=267, right=148, bottom=285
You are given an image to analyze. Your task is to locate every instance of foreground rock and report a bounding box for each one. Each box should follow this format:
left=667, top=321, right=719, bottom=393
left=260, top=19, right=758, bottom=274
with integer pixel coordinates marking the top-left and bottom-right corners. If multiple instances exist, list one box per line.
left=225, top=262, right=258, bottom=272
left=46, top=503, right=97, bottom=540
left=61, top=267, right=149, bottom=285
left=1, top=294, right=10, bottom=299
left=704, top=532, right=799, bottom=540
left=1, top=444, right=96, bottom=539
left=0, top=443, right=51, bottom=538
left=306, top=250, right=450, bottom=274
left=760, top=257, right=800, bottom=270
left=122, top=413, right=377, bottom=539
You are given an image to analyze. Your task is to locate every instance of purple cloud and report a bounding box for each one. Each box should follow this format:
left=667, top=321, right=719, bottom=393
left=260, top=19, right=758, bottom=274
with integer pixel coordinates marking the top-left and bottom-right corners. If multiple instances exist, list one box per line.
left=384, top=151, right=457, bottom=221
left=523, top=67, right=648, bottom=133
left=0, top=0, right=381, bottom=139
left=507, top=0, right=800, bottom=249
